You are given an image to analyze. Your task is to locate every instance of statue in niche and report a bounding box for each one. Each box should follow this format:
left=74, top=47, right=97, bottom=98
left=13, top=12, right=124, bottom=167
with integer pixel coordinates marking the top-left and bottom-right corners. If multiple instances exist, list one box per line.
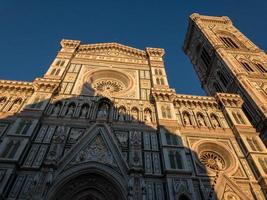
left=118, top=107, right=126, bottom=121
left=9, top=99, right=22, bottom=112
left=183, top=112, right=191, bottom=125
left=144, top=109, right=152, bottom=122
left=66, top=104, right=75, bottom=117
left=52, top=103, right=61, bottom=116
left=131, top=108, right=138, bottom=121
left=211, top=115, right=221, bottom=128
left=80, top=105, right=88, bottom=118
left=97, top=103, right=109, bottom=119
left=197, top=114, right=206, bottom=127
left=0, top=97, right=6, bottom=109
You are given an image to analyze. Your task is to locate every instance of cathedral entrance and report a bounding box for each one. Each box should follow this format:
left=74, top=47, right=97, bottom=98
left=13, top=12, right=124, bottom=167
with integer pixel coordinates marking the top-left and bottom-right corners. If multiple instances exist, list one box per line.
left=52, top=173, right=125, bottom=200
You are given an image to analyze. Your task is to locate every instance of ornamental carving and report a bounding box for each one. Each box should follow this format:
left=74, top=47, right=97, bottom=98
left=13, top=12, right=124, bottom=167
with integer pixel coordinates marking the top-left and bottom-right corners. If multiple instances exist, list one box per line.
left=72, top=135, right=115, bottom=167
left=81, top=69, right=135, bottom=98
left=199, top=151, right=225, bottom=171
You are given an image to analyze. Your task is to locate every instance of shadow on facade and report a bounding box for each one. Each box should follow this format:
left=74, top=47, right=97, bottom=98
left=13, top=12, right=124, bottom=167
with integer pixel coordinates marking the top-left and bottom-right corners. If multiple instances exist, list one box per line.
left=0, top=84, right=220, bottom=200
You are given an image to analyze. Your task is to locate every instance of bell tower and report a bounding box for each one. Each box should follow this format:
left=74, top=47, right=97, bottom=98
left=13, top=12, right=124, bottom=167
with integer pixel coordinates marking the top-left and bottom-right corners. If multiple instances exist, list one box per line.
left=183, top=13, right=267, bottom=144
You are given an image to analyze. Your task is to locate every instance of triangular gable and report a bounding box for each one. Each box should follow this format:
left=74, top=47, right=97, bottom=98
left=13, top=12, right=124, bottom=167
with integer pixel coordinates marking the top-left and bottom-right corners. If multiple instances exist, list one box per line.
left=55, top=123, right=129, bottom=178
left=215, top=174, right=251, bottom=200
left=77, top=42, right=147, bottom=59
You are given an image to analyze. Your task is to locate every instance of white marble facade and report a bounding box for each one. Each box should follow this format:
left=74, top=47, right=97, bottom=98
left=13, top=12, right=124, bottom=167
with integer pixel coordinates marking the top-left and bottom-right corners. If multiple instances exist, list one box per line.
left=0, top=14, right=267, bottom=200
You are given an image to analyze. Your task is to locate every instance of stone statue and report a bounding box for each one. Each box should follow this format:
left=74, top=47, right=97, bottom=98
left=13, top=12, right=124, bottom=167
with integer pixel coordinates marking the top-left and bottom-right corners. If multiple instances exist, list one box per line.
left=66, top=105, right=75, bottom=117
left=144, top=110, right=152, bottom=122
left=52, top=103, right=61, bottom=116
left=10, top=99, right=21, bottom=112
left=183, top=113, right=191, bottom=125
left=80, top=106, right=88, bottom=118
left=211, top=115, right=221, bottom=128
left=197, top=115, right=206, bottom=126
left=97, top=103, right=109, bottom=119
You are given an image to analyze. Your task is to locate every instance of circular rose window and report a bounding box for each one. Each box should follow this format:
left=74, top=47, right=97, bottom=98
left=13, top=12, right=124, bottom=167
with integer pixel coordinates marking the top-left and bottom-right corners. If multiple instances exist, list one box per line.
left=83, top=69, right=133, bottom=97
left=192, top=141, right=237, bottom=173
left=199, top=151, right=226, bottom=171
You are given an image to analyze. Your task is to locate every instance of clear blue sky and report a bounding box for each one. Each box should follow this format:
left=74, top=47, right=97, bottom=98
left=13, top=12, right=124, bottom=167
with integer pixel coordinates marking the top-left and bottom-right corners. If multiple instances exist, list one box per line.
left=1, top=0, right=266, bottom=96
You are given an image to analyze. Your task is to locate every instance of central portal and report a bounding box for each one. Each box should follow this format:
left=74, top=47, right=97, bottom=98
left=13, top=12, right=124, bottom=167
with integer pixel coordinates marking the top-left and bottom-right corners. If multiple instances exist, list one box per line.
left=53, top=173, right=125, bottom=200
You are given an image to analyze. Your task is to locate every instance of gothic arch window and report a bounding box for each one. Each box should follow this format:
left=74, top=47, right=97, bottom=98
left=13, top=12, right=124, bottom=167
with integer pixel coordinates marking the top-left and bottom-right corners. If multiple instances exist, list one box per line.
left=60, top=60, right=65, bottom=66
left=240, top=61, right=254, bottom=72
left=155, top=69, right=158, bottom=75
left=217, top=71, right=228, bottom=88
left=255, top=63, right=267, bottom=73
left=160, top=78, right=165, bottom=85
left=144, top=108, right=152, bottom=122
left=210, top=113, right=221, bottom=128
left=156, top=78, right=160, bottom=85
left=200, top=47, right=211, bottom=70
left=55, top=69, right=61, bottom=76
left=182, top=112, right=192, bottom=125
left=213, top=82, right=223, bottom=92
left=220, top=36, right=239, bottom=49
left=55, top=60, right=61, bottom=66
left=158, top=69, right=163, bottom=75
left=51, top=68, right=56, bottom=75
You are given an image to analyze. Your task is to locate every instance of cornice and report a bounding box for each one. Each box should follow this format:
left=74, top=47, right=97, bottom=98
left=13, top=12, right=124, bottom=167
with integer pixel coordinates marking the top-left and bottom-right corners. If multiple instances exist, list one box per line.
left=190, top=13, right=232, bottom=25
left=215, top=93, right=243, bottom=108
left=77, top=42, right=147, bottom=59
left=173, top=94, right=219, bottom=109
left=33, top=78, right=61, bottom=93
left=0, top=79, right=34, bottom=93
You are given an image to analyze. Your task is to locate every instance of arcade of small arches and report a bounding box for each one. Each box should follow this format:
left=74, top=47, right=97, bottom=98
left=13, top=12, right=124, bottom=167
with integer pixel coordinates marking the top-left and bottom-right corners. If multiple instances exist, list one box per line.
left=0, top=96, right=24, bottom=113
left=45, top=99, right=155, bottom=123
left=179, top=111, right=223, bottom=128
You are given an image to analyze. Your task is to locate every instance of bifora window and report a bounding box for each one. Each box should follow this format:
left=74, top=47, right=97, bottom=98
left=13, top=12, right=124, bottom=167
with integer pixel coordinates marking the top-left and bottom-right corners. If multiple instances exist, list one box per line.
left=255, top=63, right=267, bottom=73
left=240, top=62, right=254, bottom=72
left=200, top=47, right=211, bottom=69
left=220, top=36, right=239, bottom=49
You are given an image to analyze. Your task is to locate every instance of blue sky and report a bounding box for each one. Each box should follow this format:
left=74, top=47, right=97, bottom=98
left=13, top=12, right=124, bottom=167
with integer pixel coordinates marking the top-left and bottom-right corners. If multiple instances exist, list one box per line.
left=0, top=0, right=266, bottom=96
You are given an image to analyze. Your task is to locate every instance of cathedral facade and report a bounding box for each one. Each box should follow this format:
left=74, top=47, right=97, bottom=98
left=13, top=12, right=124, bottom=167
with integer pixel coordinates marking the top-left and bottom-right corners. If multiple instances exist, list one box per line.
left=0, top=14, right=267, bottom=200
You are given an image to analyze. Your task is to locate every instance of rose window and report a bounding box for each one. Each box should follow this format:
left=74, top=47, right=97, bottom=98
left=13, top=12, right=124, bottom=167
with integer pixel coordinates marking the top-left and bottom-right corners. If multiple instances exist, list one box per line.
left=83, top=69, right=133, bottom=97
left=199, top=151, right=226, bottom=171
left=93, top=80, right=124, bottom=93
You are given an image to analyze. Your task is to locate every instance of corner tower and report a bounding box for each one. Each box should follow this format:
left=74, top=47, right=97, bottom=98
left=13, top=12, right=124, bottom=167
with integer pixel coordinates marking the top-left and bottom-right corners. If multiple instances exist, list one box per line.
left=183, top=13, right=267, bottom=144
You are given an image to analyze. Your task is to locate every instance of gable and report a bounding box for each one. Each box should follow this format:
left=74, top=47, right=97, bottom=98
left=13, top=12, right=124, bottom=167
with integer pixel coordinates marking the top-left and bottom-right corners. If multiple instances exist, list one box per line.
left=55, top=123, right=129, bottom=177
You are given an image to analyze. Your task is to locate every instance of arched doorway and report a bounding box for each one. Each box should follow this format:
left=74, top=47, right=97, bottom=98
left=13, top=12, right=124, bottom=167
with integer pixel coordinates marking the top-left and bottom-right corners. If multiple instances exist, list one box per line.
left=51, top=173, right=125, bottom=200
